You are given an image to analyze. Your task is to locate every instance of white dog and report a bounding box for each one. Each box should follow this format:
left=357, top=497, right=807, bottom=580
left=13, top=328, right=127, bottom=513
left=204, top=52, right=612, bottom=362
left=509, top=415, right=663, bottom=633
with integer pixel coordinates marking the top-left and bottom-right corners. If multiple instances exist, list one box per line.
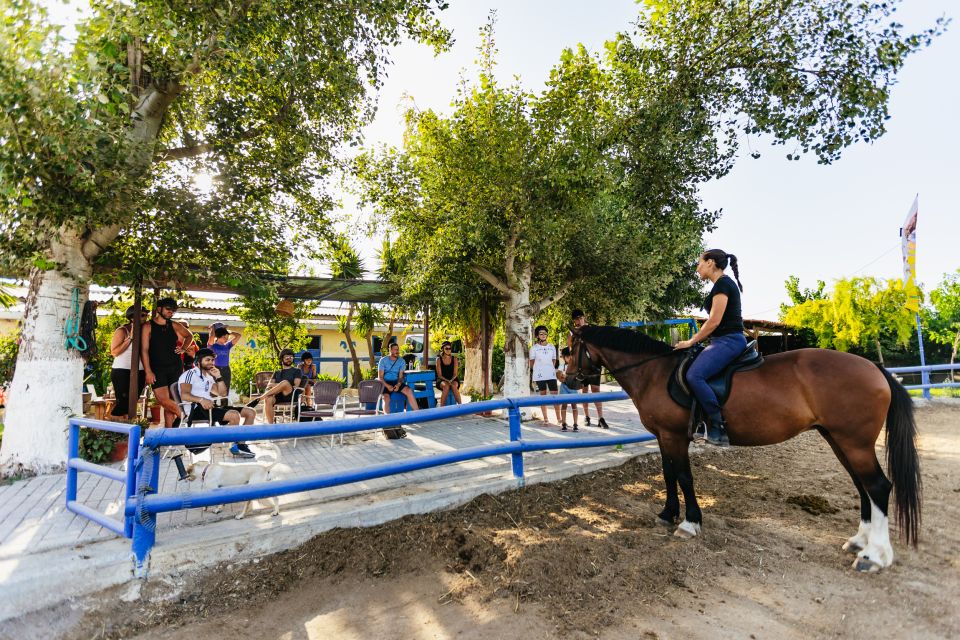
left=187, top=444, right=290, bottom=519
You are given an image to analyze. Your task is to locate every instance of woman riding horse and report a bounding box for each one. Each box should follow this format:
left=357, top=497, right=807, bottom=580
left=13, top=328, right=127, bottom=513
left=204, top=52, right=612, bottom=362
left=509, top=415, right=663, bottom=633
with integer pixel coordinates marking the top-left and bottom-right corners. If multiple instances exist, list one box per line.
left=673, top=249, right=746, bottom=447
left=567, top=312, right=921, bottom=573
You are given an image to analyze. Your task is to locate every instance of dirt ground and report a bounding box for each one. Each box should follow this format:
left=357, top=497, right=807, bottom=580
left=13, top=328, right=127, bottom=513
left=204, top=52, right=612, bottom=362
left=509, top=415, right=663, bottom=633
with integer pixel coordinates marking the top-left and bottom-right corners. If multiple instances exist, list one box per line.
left=14, top=403, right=960, bottom=640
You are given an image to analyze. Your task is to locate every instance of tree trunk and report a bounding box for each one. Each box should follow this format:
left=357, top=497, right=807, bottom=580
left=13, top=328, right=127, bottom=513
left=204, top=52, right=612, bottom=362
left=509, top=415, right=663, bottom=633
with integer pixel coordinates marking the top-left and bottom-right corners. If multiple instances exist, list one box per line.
left=875, top=336, right=884, bottom=367
left=382, top=309, right=396, bottom=353
left=462, top=323, right=493, bottom=395
left=501, top=272, right=535, bottom=400
left=0, top=233, right=92, bottom=475
left=343, top=304, right=364, bottom=387
left=366, top=332, right=376, bottom=369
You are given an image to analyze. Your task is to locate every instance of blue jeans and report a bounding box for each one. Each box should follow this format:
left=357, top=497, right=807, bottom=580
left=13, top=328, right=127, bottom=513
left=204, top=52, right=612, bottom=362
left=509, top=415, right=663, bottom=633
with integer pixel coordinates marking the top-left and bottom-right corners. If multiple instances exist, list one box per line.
left=685, top=333, right=747, bottom=421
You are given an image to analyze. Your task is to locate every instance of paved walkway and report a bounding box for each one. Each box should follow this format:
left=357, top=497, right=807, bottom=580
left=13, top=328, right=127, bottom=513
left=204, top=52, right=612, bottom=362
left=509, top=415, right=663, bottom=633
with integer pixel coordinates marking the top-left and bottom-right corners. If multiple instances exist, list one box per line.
left=0, top=391, right=657, bottom=622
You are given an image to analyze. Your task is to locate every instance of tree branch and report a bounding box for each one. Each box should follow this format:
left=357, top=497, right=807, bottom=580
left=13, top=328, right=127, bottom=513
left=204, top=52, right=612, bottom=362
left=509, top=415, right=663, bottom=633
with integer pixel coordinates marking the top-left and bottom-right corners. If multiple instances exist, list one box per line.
left=470, top=265, right=511, bottom=295
left=504, top=228, right=518, bottom=285
left=531, top=281, right=575, bottom=314
left=81, top=223, right=123, bottom=261
left=154, top=142, right=216, bottom=163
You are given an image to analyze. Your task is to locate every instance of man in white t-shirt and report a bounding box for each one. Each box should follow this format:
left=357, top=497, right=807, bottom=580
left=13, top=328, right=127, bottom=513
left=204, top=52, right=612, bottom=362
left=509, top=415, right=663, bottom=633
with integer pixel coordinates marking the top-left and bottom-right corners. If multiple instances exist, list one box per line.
left=529, top=325, right=561, bottom=424
left=177, top=348, right=257, bottom=458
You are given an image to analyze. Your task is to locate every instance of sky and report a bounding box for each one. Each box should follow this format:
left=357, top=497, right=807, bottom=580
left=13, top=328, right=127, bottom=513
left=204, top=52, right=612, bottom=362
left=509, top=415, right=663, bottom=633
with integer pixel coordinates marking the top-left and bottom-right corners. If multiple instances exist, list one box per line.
left=42, top=1, right=959, bottom=321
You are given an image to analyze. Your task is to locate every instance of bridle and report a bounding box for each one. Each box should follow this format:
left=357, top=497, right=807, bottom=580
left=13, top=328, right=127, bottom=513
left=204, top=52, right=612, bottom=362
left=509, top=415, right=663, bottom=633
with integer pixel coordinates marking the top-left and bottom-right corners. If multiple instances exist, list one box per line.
left=571, top=332, right=687, bottom=383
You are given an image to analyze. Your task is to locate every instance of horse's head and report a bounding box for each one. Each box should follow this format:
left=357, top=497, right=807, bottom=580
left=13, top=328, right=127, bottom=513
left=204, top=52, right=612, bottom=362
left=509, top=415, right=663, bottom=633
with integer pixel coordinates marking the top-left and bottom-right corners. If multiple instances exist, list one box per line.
left=567, top=327, right=604, bottom=384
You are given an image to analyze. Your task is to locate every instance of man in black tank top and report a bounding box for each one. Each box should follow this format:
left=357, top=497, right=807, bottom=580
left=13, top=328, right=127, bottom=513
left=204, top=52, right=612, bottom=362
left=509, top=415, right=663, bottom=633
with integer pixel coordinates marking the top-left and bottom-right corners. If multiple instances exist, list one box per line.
left=141, top=298, right=195, bottom=428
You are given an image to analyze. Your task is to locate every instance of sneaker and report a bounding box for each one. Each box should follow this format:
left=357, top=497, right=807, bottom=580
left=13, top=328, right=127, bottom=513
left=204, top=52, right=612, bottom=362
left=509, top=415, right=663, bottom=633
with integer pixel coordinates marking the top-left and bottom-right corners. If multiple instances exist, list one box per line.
left=561, top=423, right=568, bottom=432
left=236, top=442, right=254, bottom=454
left=585, top=416, right=592, bottom=426
left=598, top=417, right=609, bottom=429
left=230, top=444, right=256, bottom=459
left=245, top=398, right=260, bottom=409
left=572, top=424, right=579, bottom=432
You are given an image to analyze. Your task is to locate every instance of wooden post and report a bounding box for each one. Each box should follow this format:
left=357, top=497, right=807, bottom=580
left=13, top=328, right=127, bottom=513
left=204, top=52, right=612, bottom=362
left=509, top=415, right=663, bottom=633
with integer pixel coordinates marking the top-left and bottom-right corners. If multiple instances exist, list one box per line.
left=422, top=305, right=430, bottom=370
left=481, top=296, right=490, bottom=398
left=128, top=281, right=143, bottom=419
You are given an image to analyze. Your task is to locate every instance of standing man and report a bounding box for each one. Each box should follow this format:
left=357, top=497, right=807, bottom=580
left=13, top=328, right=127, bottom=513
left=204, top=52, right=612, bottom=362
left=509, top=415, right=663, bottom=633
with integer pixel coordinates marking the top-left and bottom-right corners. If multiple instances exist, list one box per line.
left=530, top=325, right=561, bottom=424
left=246, top=348, right=302, bottom=423
left=178, top=348, right=256, bottom=458
left=141, top=298, right=195, bottom=428
left=570, top=310, right=608, bottom=429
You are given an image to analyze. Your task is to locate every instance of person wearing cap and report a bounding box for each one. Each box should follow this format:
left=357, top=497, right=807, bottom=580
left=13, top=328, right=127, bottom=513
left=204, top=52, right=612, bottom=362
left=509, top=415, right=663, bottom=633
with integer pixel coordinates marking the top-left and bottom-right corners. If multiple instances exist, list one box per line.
left=109, top=305, right=150, bottom=419
left=178, top=348, right=256, bottom=458
left=245, top=348, right=302, bottom=423
left=568, top=309, right=608, bottom=429
left=206, top=323, right=242, bottom=394
left=141, top=298, right=195, bottom=428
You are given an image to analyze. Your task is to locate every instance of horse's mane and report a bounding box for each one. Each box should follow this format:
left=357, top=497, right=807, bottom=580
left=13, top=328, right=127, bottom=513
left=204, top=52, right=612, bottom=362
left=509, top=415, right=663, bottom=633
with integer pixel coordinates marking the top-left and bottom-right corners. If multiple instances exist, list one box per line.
left=579, top=325, right=675, bottom=355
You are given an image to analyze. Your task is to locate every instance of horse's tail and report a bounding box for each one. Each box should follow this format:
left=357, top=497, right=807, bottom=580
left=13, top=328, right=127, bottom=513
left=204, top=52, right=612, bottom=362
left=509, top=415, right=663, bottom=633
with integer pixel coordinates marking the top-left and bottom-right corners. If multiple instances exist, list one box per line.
left=877, top=365, right=922, bottom=546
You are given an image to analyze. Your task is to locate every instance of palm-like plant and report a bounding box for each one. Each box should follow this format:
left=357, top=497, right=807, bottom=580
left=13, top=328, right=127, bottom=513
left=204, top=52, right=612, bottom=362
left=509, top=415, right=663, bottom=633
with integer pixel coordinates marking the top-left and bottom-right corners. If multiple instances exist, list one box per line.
left=329, top=235, right=365, bottom=386
left=354, top=303, right=386, bottom=368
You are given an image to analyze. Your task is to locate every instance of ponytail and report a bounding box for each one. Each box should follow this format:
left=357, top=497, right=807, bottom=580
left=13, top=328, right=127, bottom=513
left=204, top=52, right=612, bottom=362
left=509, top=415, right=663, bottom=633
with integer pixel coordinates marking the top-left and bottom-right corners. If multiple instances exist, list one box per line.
left=702, top=248, right=744, bottom=292
left=726, top=254, right=743, bottom=292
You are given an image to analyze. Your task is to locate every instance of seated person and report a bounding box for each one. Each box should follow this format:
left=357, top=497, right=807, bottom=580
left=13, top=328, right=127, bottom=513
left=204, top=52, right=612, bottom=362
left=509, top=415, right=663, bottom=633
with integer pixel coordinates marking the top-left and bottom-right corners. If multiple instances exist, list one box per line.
left=378, top=342, right=418, bottom=414
left=178, top=348, right=256, bottom=458
left=435, top=340, right=462, bottom=405
left=299, top=351, right=318, bottom=404
left=246, top=348, right=302, bottom=423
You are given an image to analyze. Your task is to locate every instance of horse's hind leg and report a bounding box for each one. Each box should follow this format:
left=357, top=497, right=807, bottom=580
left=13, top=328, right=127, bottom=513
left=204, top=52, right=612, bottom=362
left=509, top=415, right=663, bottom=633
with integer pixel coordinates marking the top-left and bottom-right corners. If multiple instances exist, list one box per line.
left=817, top=428, right=872, bottom=554
left=827, top=431, right=894, bottom=571
left=656, top=439, right=681, bottom=526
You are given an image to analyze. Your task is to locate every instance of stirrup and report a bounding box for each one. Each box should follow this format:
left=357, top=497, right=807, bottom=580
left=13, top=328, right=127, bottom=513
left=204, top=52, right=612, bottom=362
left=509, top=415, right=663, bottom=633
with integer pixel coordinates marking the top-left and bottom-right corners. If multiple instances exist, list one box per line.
left=692, top=421, right=707, bottom=442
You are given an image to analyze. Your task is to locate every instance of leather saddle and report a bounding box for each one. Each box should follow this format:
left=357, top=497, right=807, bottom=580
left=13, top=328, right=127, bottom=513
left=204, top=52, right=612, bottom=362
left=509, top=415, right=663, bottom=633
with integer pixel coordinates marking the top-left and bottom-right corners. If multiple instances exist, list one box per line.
left=667, top=340, right=764, bottom=410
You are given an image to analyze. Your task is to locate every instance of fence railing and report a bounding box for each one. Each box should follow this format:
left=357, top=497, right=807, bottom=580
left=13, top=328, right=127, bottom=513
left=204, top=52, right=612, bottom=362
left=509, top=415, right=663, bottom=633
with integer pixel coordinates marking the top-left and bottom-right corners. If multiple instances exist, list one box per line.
left=886, top=363, right=960, bottom=399
left=66, top=419, right=141, bottom=538
left=67, top=391, right=652, bottom=578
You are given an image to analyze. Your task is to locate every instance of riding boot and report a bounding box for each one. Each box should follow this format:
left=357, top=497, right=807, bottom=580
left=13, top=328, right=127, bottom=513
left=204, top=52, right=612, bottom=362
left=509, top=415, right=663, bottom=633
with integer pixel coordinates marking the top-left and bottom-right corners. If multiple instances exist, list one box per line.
left=706, top=416, right=730, bottom=448
left=172, top=454, right=193, bottom=481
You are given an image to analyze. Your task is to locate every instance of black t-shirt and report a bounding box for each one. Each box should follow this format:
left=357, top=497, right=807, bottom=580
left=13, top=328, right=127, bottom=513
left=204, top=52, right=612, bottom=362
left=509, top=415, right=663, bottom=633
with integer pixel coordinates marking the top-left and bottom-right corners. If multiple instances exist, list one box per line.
left=273, top=367, right=302, bottom=387
left=704, top=275, right=744, bottom=336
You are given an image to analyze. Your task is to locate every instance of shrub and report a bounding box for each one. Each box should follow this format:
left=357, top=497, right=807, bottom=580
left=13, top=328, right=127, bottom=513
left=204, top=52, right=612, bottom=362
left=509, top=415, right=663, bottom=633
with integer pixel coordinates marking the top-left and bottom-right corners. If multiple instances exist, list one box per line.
left=230, top=345, right=279, bottom=397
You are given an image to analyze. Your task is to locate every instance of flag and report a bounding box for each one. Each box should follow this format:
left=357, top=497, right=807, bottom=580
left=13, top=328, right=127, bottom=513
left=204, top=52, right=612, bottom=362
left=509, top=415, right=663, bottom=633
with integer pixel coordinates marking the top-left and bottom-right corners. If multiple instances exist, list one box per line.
left=900, top=196, right=920, bottom=313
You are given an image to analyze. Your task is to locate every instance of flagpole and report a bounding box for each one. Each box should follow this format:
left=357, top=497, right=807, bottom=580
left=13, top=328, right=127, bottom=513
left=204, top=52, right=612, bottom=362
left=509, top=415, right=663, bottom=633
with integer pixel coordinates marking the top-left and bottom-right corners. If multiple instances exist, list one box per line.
left=915, top=313, right=931, bottom=400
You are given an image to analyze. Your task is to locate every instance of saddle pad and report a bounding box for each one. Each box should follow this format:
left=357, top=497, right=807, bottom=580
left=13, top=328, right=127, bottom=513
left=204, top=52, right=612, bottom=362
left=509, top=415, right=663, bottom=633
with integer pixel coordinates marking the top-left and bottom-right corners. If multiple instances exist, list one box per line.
left=667, top=341, right=764, bottom=409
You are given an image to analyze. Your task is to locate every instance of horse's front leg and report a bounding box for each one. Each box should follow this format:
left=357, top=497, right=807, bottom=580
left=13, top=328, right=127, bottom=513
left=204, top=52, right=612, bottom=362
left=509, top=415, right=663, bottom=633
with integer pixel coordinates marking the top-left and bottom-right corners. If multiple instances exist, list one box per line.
left=656, top=439, right=681, bottom=526
left=662, top=435, right=702, bottom=539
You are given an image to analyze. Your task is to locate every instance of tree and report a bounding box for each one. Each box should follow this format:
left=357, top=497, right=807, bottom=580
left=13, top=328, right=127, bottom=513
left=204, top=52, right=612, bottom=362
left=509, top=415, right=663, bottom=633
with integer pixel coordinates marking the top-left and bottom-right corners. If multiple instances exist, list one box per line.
left=358, top=4, right=939, bottom=397
left=353, top=303, right=386, bottom=368
left=233, top=288, right=310, bottom=360
left=328, top=235, right=366, bottom=387
left=927, top=269, right=960, bottom=365
left=782, top=277, right=916, bottom=365
left=0, top=0, right=450, bottom=473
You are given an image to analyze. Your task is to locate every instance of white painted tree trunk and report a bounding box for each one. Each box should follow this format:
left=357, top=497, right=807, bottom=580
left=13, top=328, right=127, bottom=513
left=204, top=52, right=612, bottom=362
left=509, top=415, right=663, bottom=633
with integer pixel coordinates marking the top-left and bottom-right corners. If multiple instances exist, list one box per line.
left=1, top=234, right=91, bottom=475
left=501, top=278, right=535, bottom=400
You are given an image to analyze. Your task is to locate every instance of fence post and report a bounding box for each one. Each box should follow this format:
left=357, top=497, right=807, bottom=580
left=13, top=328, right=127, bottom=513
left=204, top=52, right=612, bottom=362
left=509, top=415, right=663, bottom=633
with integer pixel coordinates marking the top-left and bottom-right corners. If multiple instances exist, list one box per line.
left=131, top=446, right=160, bottom=578
left=508, top=401, right=524, bottom=483
left=66, top=420, right=79, bottom=507
left=124, top=424, right=141, bottom=539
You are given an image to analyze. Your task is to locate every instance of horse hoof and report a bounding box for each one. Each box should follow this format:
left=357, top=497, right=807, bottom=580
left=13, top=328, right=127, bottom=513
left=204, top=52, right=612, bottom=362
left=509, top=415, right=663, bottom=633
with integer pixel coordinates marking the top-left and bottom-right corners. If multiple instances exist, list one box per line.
left=853, top=557, right=882, bottom=573
left=674, top=521, right=701, bottom=539
left=656, top=516, right=675, bottom=528
left=842, top=541, right=863, bottom=555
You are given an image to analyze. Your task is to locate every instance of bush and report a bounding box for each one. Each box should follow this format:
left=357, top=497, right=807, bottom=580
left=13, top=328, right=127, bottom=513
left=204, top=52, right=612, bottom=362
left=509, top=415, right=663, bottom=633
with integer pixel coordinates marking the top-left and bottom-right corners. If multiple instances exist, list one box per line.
left=0, top=330, right=20, bottom=387
left=492, top=344, right=505, bottom=387
left=316, top=372, right=346, bottom=386
left=79, top=428, right=125, bottom=463
left=230, top=345, right=279, bottom=397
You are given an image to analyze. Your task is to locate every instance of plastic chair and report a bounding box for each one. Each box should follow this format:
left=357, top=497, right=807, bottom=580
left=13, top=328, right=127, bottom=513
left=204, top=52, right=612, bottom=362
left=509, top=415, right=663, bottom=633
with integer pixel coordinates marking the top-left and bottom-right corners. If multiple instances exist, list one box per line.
left=298, top=380, right=345, bottom=445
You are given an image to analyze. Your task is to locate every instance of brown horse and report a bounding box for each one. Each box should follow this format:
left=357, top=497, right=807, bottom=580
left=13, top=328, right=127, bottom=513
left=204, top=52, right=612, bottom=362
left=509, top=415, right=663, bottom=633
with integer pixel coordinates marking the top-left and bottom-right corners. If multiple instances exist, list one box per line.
left=568, top=325, right=921, bottom=572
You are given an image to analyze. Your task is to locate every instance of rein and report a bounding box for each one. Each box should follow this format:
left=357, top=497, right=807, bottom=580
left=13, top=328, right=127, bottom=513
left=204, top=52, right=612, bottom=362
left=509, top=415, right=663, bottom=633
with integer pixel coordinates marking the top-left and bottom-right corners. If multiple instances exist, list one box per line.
left=574, top=334, right=687, bottom=382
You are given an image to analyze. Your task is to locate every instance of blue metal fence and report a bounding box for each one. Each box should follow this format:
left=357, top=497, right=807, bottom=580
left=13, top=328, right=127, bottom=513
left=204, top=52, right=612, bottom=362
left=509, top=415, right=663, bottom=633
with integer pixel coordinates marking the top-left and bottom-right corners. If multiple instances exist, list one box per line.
left=66, top=419, right=141, bottom=538
left=886, top=363, right=960, bottom=398
left=66, top=391, right=652, bottom=577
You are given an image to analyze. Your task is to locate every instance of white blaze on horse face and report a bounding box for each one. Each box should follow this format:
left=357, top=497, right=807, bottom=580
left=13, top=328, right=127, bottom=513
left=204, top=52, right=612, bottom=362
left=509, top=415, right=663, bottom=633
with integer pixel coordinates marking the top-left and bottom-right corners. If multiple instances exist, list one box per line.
left=854, top=499, right=894, bottom=570
left=842, top=519, right=871, bottom=553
